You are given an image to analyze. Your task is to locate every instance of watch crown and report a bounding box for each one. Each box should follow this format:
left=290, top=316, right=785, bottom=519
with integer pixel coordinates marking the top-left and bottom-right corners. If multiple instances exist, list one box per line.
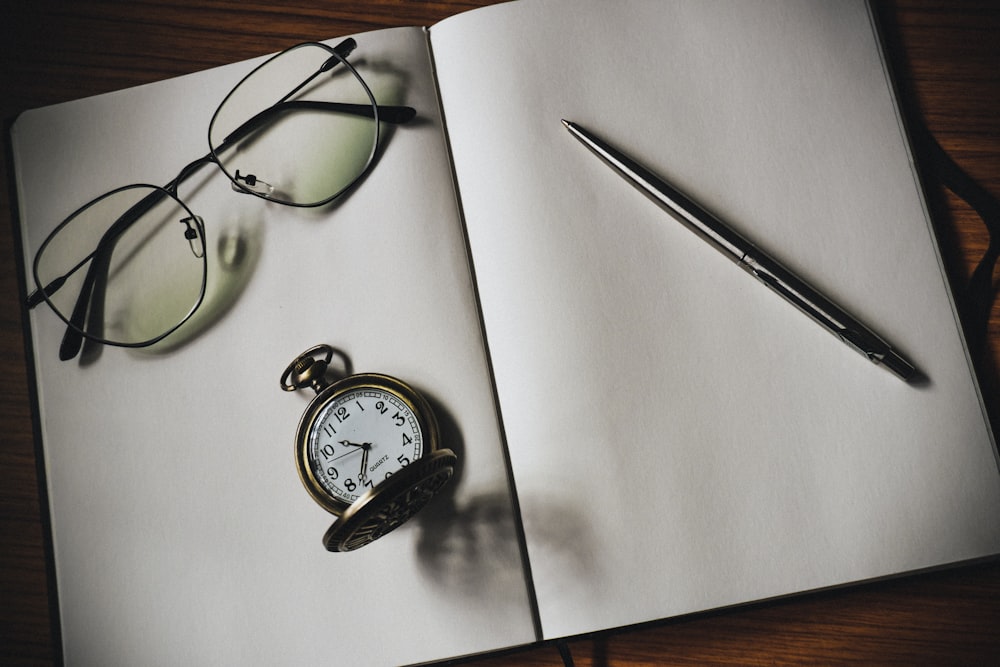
left=280, top=344, right=335, bottom=393
left=296, top=357, right=329, bottom=392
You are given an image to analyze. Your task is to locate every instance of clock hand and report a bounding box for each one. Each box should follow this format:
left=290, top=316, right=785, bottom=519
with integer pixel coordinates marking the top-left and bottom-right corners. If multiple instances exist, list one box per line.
left=359, top=443, right=370, bottom=484
left=330, top=443, right=366, bottom=463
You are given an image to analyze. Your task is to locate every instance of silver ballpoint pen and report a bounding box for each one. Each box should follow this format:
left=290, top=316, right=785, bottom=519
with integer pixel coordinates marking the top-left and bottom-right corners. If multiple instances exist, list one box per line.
left=562, top=119, right=918, bottom=382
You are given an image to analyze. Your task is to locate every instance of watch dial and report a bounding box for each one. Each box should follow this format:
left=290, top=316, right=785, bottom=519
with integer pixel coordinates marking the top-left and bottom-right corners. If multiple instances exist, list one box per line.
left=308, top=386, right=423, bottom=504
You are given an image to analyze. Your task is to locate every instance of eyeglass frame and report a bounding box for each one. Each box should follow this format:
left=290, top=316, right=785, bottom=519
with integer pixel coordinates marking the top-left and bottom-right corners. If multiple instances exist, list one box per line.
left=25, top=38, right=416, bottom=361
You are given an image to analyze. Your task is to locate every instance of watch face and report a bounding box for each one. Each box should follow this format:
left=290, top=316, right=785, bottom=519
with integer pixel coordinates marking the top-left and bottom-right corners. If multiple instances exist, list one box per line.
left=306, top=381, right=424, bottom=507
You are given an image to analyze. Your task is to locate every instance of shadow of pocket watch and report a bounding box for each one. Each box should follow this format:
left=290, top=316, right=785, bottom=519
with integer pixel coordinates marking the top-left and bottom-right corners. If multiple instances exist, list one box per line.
left=281, top=344, right=457, bottom=552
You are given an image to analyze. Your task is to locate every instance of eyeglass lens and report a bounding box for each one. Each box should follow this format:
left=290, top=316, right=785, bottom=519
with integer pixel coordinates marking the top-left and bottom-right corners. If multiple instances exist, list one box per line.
left=208, top=42, right=379, bottom=207
left=32, top=185, right=207, bottom=350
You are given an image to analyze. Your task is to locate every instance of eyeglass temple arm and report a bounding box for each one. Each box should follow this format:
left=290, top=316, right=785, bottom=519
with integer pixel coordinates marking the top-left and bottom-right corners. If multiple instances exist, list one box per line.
left=217, top=100, right=416, bottom=152
left=57, top=246, right=112, bottom=360
left=288, top=100, right=416, bottom=123
left=332, top=38, right=357, bottom=59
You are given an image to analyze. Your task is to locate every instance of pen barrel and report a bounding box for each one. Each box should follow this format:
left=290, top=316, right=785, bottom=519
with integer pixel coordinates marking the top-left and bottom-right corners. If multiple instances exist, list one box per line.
left=737, top=251, right=855, bottom=334
left=563, top=120, right=917, bottom=382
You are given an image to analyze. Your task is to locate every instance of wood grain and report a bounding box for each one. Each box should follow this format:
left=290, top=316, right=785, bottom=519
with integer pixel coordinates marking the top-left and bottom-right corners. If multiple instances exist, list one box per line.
left=1, top=1, right=997, bottom=664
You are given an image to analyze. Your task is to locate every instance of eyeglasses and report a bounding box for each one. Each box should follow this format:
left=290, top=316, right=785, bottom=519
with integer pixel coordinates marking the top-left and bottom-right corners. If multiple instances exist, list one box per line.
left=25, top=39, right=416, bottom=361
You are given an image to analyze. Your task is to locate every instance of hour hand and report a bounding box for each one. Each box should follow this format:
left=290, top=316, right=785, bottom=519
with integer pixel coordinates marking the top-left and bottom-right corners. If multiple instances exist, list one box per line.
left=339, top=440, right=371, bottom=449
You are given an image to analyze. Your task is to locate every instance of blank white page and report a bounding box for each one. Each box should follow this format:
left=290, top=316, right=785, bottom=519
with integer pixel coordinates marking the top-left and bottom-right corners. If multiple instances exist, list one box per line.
left=432, top=0, right=1000, bottom=639
left=13, top=26, right=535, bottom=666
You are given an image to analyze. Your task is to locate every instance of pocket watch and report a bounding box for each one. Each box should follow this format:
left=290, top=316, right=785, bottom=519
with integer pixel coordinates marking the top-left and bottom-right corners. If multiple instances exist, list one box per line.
left=280, top=344, right=456, bottom=552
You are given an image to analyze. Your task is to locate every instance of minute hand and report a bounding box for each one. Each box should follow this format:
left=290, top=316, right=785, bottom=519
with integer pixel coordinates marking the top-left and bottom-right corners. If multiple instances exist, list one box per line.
left=561, top=120, right=918, bottom=382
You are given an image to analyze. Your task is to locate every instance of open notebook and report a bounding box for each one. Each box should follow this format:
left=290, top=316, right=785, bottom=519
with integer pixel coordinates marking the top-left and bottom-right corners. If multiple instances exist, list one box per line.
left=9, top=1, right=1000, bottom=664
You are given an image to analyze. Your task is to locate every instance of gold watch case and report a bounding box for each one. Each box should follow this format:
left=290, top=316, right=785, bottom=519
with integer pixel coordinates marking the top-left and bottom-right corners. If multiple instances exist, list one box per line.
left=281, top=344, right=456, bottom=551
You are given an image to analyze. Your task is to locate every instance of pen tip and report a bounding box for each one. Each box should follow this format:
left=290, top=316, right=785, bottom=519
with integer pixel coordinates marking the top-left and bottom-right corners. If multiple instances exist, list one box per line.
left=560, top=119, right=572, bottom=129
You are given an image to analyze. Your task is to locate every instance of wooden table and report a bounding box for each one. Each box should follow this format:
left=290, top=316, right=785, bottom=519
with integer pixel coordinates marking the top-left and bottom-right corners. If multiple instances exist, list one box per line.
left=2, top=1, right=997, bottom=664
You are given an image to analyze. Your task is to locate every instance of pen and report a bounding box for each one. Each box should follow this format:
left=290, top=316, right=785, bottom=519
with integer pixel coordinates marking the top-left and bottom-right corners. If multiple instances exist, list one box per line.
left=561, top=119, right=918, bottom=382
